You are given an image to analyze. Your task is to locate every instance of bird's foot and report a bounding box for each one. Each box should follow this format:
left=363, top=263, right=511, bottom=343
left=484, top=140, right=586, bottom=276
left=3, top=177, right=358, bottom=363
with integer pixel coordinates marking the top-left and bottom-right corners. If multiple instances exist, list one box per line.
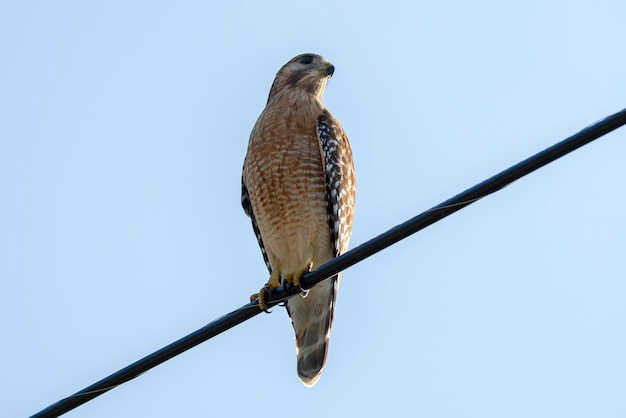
left=283, top=261, right=313, bottom=297
left=250, top=260, right=313, bottom=310
left=250, top=263, right=282, bottom=311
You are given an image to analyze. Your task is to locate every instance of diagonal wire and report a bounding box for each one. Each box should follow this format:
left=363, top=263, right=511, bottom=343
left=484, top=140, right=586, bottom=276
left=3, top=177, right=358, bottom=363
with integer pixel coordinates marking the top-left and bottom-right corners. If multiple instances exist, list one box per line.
left=31, top=108, right=626, bottom=418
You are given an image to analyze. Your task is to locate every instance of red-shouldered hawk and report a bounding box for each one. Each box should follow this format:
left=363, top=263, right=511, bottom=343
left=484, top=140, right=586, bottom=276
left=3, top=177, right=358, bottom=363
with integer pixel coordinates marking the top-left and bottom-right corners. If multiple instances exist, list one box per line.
left=241, top=53, right=355, bottom=386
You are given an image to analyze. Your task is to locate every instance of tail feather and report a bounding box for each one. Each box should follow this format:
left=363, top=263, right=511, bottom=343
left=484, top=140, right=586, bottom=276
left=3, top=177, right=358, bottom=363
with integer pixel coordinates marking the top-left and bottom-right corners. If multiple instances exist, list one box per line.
left=286, top=275, right=338, bottom=386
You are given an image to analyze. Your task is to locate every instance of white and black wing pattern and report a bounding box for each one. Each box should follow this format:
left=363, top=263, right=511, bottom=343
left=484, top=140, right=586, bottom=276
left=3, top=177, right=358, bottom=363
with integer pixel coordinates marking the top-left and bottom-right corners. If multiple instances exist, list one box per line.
left=241, top=178, right=272, bottom=274
left=317, top=109, right=355, bottom=258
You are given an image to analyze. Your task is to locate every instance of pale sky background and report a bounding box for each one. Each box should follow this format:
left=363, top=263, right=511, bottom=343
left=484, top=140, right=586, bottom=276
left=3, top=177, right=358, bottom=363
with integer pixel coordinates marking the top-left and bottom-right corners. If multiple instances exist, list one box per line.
left=3, top=1, right=626, bottom=417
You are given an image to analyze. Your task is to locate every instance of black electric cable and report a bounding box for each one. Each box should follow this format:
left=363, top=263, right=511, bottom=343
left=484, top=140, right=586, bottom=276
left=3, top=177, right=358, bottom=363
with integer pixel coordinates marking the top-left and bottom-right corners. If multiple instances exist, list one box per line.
left=31, top=108, right=626, bottom=418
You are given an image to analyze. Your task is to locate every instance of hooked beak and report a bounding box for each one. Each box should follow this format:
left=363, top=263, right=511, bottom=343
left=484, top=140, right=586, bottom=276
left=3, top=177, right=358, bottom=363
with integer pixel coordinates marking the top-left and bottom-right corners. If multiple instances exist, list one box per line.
left=319, top=62, right=335, bottom=77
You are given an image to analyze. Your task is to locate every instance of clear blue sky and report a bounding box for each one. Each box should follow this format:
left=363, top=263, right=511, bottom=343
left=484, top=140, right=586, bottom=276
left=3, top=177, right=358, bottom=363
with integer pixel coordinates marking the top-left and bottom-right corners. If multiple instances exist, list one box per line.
left=3, top=1, right=626, bottom=417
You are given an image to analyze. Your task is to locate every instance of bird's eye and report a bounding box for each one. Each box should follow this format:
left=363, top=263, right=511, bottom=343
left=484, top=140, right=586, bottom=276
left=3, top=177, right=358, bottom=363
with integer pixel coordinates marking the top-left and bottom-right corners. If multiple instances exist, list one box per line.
left=298, top=55, right=313, bottom=65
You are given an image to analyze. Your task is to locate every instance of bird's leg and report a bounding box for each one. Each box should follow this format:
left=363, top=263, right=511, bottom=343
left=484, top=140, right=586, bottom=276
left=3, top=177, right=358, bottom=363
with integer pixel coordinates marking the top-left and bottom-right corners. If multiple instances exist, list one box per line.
left=283, top=247, right=314, bottom=297
left=283, top=260, right=313, bottom=293
left=250, top=261, right=282, bottom=311
left=250, top=257, right=313, bottom=309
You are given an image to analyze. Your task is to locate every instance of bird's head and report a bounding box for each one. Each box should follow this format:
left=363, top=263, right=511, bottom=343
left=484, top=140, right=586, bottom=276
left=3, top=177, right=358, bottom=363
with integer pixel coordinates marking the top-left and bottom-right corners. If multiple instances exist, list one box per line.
left=268, top=53, right=335, bottom=102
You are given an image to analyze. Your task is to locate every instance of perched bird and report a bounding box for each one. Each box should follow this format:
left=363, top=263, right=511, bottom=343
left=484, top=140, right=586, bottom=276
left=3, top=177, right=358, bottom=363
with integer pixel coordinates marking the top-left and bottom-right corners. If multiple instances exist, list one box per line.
left=241, top=53, right=355, bottom=386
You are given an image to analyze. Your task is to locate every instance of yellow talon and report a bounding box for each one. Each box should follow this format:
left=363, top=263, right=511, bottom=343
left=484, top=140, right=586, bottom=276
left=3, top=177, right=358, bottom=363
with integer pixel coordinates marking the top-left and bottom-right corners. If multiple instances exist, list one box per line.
left=283, top=261, right=313, bottom=289
left=250, top=264, right=281, bottom=311
left=250, top=260, right=313, bottom=310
